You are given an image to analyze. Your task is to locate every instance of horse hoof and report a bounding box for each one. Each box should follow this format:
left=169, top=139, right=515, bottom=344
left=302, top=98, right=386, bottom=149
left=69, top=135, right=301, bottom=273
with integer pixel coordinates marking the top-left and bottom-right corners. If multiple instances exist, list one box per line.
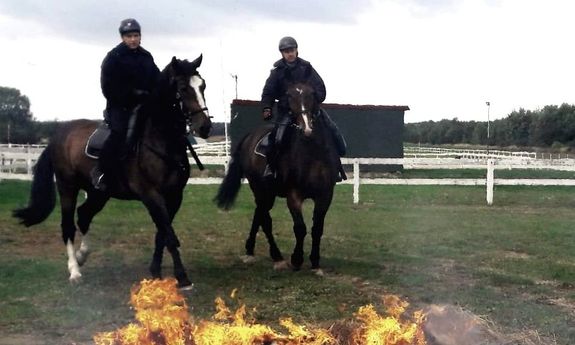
left=178, top=283, right=194, bottom=292
left=240, top=255, right=257, bottom=264
left=273, top=260, right=290, bottom=271
left=311, top=268, right=325, bottom=277
left=69, top=272, right=83, bottom=284
left=149, top=264, right=162, bottom=279
left=75, top=251, right=89, bottom=266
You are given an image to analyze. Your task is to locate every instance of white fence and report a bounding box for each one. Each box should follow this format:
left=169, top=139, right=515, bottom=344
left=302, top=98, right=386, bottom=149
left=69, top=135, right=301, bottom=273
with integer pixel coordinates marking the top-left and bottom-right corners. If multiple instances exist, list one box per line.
left=338, top=157, right=575, bottom=205
left=404, top=145, right=538, bottom=159
left=2, top=144, right=575, bottom=205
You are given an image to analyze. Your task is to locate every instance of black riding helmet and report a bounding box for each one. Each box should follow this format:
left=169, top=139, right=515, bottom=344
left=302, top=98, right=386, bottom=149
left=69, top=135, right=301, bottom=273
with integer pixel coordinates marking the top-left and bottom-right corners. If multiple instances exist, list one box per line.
left=278, top=36, right=298, bottom=51
left=119, top=18, right=141, bottom=35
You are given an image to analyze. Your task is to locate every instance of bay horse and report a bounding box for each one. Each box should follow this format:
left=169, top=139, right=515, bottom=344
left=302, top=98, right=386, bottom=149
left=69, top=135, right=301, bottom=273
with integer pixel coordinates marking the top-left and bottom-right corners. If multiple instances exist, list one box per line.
left=13, top=55, right=212, bottom=288
left=215, top=82, right=339, bottom=272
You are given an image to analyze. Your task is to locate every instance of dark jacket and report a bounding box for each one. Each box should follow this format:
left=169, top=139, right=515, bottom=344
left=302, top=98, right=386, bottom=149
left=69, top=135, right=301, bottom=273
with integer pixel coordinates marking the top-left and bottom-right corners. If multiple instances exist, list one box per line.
left=101, top=43, right=160, bottom=130
left=261, top=57, right=326, bottom=115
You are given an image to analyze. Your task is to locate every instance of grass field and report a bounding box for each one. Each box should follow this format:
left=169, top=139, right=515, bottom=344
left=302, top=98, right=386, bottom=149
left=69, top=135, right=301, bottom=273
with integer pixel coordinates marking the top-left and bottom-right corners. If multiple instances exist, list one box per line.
left=0, top=180, right=574, bottom=344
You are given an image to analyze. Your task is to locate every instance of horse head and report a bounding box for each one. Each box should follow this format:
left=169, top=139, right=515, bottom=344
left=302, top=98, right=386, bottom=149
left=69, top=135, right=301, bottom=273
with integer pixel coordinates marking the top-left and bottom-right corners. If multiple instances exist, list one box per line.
left=168, top=55, right=212, bottom=139
left=286, top=82, right=319, bottom=137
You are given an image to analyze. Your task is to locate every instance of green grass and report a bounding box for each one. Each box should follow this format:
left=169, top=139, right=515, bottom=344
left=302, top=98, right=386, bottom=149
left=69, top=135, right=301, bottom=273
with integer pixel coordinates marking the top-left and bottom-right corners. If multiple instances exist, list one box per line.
left=1, top=180, right=574, bottom=344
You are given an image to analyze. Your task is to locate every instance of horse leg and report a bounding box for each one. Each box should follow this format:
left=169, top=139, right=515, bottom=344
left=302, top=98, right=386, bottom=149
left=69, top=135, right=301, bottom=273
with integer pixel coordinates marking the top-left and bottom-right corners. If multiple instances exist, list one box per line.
left=75, top=192, right=109, bottom=266
left=309, top=191, right=334, bottom=271
left=246, top=194, right=281, bottom=253
left=287, top=192, right=306, bottom=270
left=248, top=194, right=285, bottom=268
left=58, top=185, right=82, bottom=283
left=142, top=194, right=192, bottom=288
left=261, top=205, right=284, bottom=264
left=148, top=191, right=182, bottom=280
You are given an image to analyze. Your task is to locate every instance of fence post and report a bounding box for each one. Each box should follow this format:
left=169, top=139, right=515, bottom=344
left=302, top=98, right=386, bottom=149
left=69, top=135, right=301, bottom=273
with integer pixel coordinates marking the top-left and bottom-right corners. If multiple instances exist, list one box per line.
left=486, top=159, right=494, bottom=205
left=353, top=159, right=360, bottom=204
left=26, top=145, right=32, bottom=175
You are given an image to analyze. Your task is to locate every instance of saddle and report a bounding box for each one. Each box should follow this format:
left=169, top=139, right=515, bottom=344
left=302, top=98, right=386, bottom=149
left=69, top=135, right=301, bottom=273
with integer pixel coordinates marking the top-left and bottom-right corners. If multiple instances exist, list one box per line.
left=85, top=122, right=111, bottom=159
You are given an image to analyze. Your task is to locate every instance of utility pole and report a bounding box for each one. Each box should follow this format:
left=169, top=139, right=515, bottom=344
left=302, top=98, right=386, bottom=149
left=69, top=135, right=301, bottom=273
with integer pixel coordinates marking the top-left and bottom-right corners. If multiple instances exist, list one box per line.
left=486, top=101, right=491, bottom=140
left=231, top=74, right=238, bottom=99
left=486, top=101, right=491, bottom=159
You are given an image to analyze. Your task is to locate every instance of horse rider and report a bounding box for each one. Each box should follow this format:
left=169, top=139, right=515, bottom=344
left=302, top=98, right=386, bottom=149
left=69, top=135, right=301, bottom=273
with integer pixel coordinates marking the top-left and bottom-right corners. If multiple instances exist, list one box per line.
left=261, top=36, right=347, bottom=181
left=91, top=18, right=160, bottom=190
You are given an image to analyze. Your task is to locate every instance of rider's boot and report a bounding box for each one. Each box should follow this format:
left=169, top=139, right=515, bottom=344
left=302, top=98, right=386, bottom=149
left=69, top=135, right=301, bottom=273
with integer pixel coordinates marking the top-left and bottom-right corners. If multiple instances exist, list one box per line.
left=336, top=160, right=347, bottom=182
left=263, top=138, right=277, bottom=182
left=91, top=128, right=123, bottom=192
left=263, top=116, right=290, bottom=182
left=321, top=109, right=347, bottom=157
left=124, top=106, right=141, bottom=156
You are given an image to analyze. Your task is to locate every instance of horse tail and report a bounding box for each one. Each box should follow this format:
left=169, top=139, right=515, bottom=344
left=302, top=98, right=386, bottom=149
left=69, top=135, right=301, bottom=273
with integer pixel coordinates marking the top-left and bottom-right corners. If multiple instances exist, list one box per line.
left=214, top=138, right=245, bottom=210
left=13, top=147, right=56, bottom=227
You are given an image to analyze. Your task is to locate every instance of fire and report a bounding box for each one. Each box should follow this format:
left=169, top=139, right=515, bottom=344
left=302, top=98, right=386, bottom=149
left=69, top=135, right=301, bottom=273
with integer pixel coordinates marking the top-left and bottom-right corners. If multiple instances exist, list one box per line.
left=350, top=295, right=426, bottom=345
left=93, top=279, right=427, bottom=345
left=93, top=279, right=193, bottom=345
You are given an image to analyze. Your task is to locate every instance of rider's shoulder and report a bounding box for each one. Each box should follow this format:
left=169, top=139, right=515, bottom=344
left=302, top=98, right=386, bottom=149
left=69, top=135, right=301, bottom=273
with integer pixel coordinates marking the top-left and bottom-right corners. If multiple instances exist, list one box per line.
left=297, top=57, right=311, bottom=66
left=272, top=59, right=285, bottom=69
left=137, top=46, right=153, bottom=57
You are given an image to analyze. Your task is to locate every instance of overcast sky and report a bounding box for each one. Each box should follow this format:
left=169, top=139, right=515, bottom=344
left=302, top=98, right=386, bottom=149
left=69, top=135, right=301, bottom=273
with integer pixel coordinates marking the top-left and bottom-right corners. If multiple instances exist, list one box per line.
left=1, top=0, right=574, bottom=124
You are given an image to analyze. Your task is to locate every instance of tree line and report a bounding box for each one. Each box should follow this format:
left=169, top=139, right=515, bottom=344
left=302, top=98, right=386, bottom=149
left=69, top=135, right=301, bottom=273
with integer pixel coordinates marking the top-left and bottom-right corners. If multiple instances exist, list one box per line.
left=0, top=86, right=226, bottom=144
left=3, top=85, right=575, bottom=148
left=404, top=103, right=575, bottom=149
left=0, top=86, right=60, bottom=144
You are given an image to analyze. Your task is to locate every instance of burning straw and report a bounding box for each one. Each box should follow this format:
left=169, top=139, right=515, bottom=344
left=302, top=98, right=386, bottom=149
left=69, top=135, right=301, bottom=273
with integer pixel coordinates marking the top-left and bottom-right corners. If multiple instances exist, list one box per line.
left=93, top=278, right=427, bottom=345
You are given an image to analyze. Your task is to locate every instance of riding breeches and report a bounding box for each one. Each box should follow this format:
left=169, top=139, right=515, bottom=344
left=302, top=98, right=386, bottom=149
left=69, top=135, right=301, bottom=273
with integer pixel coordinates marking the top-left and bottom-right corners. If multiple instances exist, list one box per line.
left=271, top=115, right=292, bottom=151
left=99, top=129, right=126, bottom=175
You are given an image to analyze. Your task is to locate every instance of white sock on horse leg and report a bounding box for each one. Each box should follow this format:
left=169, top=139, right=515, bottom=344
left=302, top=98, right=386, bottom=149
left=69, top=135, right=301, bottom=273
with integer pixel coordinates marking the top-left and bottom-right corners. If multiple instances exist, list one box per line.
left=66, top=240, right=82, bottom=282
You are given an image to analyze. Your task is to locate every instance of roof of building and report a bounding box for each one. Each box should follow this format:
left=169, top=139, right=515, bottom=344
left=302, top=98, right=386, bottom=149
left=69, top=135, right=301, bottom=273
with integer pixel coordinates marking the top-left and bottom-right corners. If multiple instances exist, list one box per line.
left=231, top=99, right=410, bottom=112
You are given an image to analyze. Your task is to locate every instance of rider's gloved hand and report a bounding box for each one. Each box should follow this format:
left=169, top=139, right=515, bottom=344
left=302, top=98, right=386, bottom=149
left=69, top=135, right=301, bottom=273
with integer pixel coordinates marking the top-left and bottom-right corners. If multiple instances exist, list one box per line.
left=262, top=107, right=272, bottom=120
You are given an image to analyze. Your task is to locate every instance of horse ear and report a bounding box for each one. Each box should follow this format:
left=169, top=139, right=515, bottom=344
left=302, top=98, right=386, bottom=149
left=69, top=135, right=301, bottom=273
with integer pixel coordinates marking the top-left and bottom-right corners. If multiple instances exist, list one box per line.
left=190, top=54, right=203, bottom=69
left=170, top=56, right=182, bottom=76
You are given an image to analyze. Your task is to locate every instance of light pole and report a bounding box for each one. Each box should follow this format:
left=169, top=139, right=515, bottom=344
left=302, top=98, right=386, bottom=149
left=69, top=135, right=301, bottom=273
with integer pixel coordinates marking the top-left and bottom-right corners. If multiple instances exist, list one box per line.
left=486, top=101, right=491, bottom=141
left=231, top=74, right=238, bottom=99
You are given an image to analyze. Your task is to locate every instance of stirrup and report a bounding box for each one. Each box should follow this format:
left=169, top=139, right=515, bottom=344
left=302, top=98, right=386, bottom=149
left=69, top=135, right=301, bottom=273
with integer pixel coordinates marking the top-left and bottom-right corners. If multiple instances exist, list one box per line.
left=91, top=167, right=107, bottom=191
left=262, top=164, right=276, bottom=181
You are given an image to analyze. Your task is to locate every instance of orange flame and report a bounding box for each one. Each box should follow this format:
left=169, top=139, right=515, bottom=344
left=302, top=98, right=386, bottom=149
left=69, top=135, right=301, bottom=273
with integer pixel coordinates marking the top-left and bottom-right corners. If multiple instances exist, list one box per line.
left=93, top=279, right=426, bottom=345
left=350, top=295, right=426, bottom=345
left=93, top=279, right=193, bottom=345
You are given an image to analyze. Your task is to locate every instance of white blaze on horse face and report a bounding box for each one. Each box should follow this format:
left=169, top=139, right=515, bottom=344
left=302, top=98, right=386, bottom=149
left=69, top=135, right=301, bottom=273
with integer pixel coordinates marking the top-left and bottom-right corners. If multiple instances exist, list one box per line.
left=295, top=88, right=312, bottom=136
left=302, top=113, right=312, bottom=136
left=189, top=75, right=207, bottom=112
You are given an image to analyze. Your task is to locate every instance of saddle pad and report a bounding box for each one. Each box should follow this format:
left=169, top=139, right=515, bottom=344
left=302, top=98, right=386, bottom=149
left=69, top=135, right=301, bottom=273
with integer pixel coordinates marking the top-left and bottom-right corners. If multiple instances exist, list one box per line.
left=85, top=122, right=111, bottom=159
left=254, top=132, right=271, bottom=158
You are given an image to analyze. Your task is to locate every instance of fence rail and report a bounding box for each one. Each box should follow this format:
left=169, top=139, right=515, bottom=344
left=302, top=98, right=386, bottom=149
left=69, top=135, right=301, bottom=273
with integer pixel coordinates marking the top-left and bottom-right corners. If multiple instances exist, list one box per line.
left=2, top=145, right=575, bottom=205
left=405, top=145, right=537, bottom=158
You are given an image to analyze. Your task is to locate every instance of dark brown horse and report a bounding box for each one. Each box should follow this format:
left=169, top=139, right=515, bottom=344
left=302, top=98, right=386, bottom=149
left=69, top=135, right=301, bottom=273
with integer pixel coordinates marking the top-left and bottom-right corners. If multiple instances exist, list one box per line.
left=13, top=55, right=212, bottom=288
left=215, top=82, right=339, bottom=273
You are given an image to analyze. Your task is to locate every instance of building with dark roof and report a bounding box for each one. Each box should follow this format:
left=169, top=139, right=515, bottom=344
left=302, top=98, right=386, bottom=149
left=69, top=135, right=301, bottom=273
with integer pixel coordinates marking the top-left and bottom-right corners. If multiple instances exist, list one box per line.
left=230, top=100, right=409, bottom=162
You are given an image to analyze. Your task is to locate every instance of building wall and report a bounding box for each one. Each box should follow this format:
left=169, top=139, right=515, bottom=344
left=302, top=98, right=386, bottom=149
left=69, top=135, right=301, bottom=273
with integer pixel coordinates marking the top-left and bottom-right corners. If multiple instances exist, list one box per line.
left=229, top=100, right=409, bottom=161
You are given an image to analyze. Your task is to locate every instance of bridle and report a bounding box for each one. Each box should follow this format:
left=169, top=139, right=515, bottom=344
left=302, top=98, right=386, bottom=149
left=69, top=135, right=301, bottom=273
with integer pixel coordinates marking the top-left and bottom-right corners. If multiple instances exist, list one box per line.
left=285, top=84, right=318, bottom=133
left=172, top=75, right=213, bottom=129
